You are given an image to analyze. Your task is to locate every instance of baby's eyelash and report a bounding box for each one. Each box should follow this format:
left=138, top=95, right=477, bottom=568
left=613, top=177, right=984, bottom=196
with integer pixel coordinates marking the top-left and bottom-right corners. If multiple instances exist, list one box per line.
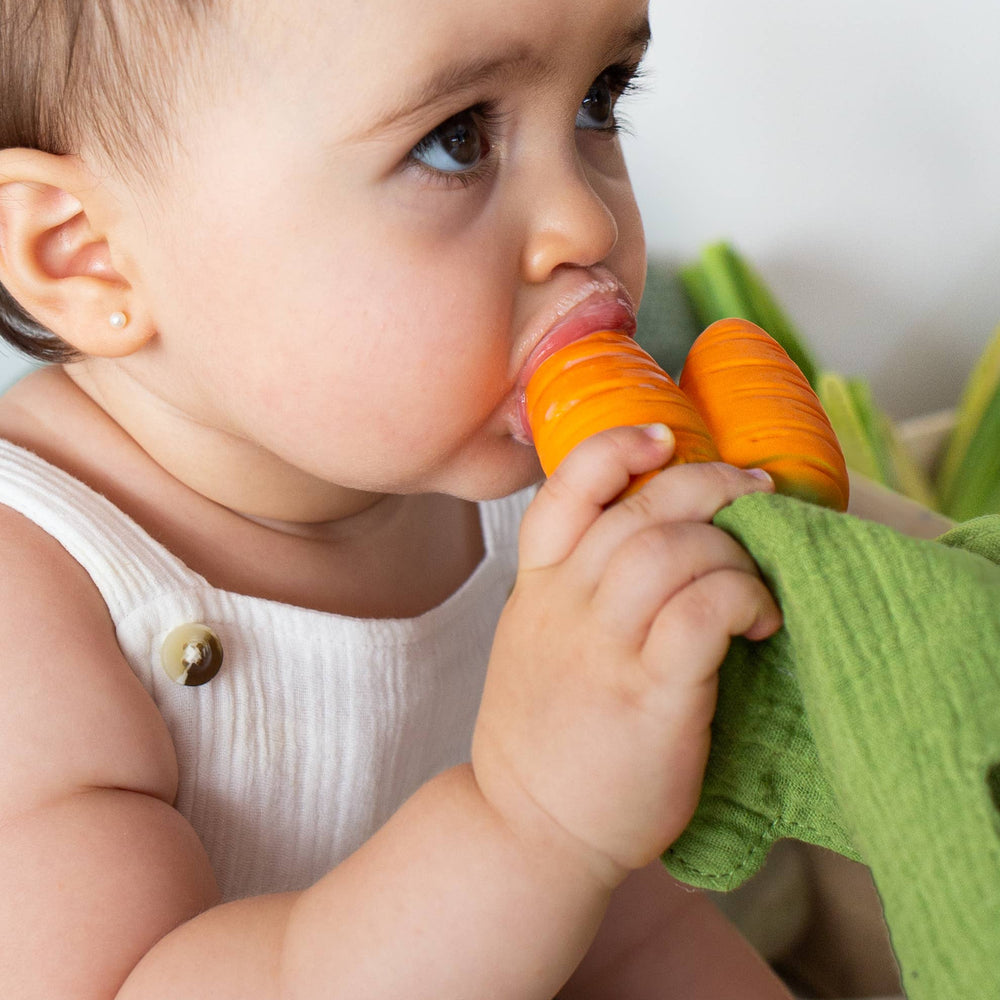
left=600, top=62, right=649, bottom=137
left=605, top=61, right=648, bottom=100
left=468, top=103, right=510, bottom=141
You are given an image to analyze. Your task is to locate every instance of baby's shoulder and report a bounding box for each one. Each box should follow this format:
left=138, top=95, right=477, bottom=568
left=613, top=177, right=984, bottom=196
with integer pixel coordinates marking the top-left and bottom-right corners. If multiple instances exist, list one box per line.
left=0, top=501, right=177, bottom=816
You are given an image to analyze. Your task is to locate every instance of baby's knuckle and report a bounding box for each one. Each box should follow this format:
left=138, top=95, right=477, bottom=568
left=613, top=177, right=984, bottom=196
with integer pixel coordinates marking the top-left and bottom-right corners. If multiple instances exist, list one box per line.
left=673, top=592, right=717, bottom=638
left=608, top=651, right=661, bottom=712
left=527, top=474, right=581, bottom=527
left=619, top=485, right=658, bottom=521
left=672, top=572, right=735, bottom=634
left=614, top=522, right=688, bottom=583
left=576, top=425, right=628, bottom=463
left=628, top=521, right=676, bottom=562
left=703, top=461, right=750, bottom=492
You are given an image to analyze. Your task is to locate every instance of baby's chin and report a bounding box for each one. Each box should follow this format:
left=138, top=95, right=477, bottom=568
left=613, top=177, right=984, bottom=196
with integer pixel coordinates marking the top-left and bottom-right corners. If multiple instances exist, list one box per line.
left=434, top=446, right=543, bottom=503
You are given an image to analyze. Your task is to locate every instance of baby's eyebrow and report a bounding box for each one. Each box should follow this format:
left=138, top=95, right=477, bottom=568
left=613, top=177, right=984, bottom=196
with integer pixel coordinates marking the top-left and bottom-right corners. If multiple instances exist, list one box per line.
left=361, top=45, right=547, bottom=139
left=358, top=13, right=651, bottom=141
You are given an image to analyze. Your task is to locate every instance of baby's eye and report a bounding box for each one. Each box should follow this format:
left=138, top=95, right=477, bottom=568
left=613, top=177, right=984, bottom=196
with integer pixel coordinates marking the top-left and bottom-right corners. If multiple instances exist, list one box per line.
left=576, top=77, right=615, bottom=131
left=576, top=64, right=643, bottom=133
left=409, top=108, right=491, bottom=174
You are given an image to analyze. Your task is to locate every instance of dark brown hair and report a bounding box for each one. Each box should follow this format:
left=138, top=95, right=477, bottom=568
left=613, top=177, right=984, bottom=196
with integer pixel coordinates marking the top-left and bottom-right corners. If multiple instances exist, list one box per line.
left=0, top=1, right=217, bottom=362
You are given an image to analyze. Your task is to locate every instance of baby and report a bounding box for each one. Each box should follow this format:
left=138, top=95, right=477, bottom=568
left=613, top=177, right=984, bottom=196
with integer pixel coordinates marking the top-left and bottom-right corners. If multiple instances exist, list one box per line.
left=0, top=0, right=788, bottom=996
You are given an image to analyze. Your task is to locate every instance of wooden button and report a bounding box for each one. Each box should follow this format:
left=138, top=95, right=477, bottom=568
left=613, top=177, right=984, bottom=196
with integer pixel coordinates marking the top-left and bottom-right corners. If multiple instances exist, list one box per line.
left=160, top=623, right=224, bottom=686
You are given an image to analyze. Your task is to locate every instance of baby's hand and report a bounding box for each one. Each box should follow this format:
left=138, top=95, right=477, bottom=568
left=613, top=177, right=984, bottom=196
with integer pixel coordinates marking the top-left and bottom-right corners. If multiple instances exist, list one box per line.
left=473, top=425, right=781, bottom=885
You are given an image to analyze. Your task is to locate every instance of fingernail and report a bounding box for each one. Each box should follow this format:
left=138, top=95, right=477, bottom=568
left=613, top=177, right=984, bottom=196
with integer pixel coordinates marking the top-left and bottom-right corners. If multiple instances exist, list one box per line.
left=746, top=467, right=773, bottom=484
left=639, top=422, right=673, bottom=443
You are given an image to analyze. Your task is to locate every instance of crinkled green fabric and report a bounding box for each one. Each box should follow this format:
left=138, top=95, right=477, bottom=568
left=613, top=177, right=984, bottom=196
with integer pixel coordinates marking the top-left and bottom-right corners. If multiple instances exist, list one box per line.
left=663, top=492, right=1000, bottom=999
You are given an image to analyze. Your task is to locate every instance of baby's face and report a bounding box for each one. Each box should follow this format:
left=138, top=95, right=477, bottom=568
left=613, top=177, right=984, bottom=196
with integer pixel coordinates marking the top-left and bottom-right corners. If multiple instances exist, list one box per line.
left=120, top=0, right=650, bottom=504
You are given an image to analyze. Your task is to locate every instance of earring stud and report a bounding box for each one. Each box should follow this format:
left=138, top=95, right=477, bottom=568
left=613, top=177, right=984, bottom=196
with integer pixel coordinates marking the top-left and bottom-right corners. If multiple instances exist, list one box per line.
left=109, top=311, right=129, bottom=329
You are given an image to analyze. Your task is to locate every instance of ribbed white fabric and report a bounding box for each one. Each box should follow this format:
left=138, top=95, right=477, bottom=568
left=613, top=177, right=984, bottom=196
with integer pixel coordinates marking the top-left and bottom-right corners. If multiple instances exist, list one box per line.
left=0, top=438, right=530, bottom=901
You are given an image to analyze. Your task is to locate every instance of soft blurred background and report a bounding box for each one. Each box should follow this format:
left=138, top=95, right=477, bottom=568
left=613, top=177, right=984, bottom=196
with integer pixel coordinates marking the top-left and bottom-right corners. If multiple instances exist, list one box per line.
left=623, top=0, right=999, bottom=419
left=2, top=0, right=998, bottom=421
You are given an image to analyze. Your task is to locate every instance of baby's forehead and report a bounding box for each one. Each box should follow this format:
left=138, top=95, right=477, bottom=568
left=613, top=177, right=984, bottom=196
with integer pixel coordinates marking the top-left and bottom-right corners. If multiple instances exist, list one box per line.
left=213, top=2, right=521, bottom=112
left=232, top=0, right=646, bottom=101
left=238, top=0, right=641, bottom=63
left=169, top=0, right=650, bottom=164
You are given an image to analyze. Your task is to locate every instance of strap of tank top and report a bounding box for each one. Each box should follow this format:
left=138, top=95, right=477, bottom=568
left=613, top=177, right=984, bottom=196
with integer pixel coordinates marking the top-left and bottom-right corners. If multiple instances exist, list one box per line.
left=0, top=438, right=204, bottom=621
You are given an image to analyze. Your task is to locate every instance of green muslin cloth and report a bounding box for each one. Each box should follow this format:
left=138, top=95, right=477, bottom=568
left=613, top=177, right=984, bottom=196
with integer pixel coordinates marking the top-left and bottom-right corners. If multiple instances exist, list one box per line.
left=662, top=492, right=1000, bottom=999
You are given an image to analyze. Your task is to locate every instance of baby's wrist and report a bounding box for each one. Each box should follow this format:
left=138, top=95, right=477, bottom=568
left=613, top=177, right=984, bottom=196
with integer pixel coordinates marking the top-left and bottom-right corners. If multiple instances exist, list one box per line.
left=468, top=747, right=630, bottom=897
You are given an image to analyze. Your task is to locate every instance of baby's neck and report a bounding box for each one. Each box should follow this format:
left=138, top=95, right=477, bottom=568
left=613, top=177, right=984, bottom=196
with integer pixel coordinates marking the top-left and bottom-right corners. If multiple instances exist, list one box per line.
left=0, top=367, right=485, bottom=618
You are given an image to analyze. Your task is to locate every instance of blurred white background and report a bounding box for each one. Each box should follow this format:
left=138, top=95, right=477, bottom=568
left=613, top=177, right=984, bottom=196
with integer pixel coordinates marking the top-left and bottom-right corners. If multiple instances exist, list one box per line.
left=2, top=0, right=998, bottom=418
left=622, top=0, right=1000, bottom=417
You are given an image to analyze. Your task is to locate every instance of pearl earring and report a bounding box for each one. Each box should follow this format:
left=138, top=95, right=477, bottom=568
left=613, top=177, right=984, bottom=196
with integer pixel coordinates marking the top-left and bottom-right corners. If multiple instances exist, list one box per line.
left=109, top=311, right=129, bottom=329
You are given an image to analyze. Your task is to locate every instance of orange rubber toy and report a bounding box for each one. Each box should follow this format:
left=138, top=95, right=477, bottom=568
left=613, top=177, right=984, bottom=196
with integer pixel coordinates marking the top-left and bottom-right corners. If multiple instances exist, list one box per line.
left=525, top=317, right=849, bottom=510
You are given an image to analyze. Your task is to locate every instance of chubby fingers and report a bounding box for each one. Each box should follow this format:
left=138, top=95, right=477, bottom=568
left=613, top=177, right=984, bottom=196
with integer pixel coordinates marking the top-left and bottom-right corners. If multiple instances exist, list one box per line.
left=522, top=426, right=776, bottom=574
left=572, top=459, right=775, bottom=578
left=519, top=424, right=676, bottom=571
left=591, top=520, right=781, bottom=652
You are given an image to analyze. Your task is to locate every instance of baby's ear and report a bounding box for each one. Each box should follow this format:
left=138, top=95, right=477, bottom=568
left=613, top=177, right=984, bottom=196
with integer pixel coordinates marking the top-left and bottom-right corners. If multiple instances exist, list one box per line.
left=0, top=148, right=153, bottom=357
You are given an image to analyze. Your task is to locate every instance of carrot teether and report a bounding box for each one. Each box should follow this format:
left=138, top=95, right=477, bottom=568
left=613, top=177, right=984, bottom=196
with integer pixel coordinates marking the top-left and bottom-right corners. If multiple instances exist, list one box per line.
left=525, top=330, right=720, bottom=498
left=524, top=319, right=849, bottom=510
left=680, top=319, right=849, bottom=511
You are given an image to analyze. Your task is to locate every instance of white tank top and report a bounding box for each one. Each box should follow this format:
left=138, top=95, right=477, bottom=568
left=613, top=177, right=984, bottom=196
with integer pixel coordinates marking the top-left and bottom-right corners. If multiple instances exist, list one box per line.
left=0, top=438, right=530, bottom=901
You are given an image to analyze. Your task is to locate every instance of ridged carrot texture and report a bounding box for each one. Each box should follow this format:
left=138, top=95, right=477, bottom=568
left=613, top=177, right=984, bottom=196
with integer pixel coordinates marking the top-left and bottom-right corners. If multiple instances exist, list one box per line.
left=525, top=330, right=720, bottom=498
left=679, top=318, right=849, bottom=511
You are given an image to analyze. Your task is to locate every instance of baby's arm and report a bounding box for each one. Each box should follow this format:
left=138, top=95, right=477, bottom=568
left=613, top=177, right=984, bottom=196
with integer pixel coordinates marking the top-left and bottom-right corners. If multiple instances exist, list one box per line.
left=1, top=427, right=780, bottom=999
left=0, top=504, right=221, bottom=996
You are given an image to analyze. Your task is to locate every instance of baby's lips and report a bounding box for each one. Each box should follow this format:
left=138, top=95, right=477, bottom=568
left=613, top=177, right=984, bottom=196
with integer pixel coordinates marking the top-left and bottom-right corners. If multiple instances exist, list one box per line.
left=519, top=302, right=636, bottom=391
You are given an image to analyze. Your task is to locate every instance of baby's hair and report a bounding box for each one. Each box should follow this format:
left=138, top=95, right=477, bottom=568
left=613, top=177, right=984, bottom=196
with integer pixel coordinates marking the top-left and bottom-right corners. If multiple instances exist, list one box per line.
left=0, top=0, right=219, bottom=362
